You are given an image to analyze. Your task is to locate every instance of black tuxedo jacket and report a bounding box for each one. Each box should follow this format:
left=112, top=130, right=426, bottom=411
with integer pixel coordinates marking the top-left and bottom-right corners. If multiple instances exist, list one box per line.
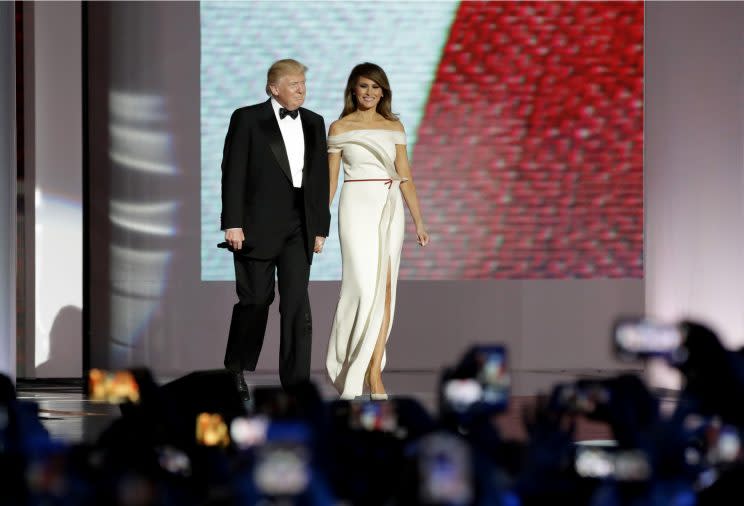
left=220, top=99, right=330, bottom=261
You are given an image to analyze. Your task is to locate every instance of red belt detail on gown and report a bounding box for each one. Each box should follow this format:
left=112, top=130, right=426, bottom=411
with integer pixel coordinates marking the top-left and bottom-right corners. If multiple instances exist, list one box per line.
left=345, top=178, right=393, bottom=189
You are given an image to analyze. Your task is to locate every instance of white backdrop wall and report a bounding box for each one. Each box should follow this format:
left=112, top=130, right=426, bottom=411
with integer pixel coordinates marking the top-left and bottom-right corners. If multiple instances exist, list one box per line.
left=0, top=2, right=17, bottom=379
left=21, top=1, right=83, bottom=378
left=645, top=1, right=744, bottom=348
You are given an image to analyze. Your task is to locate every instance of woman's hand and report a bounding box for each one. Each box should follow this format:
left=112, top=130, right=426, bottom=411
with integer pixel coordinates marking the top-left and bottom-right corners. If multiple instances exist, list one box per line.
left=415, top=224, right=429, bottom=246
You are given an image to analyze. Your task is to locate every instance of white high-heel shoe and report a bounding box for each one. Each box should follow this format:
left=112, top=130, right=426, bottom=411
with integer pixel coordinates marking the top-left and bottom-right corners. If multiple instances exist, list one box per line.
left=365, top=369, right=388, bottom=400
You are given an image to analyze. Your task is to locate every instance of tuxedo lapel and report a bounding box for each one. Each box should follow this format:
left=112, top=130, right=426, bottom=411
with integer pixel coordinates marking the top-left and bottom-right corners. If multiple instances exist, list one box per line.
left=258, top=100, right=293, bottom=184
left=300, top=110, right=315, bottom=186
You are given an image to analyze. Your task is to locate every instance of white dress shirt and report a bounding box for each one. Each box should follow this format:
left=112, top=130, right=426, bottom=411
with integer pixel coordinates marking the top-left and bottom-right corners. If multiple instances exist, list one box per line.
left=271, top=97, right=305, bottom=188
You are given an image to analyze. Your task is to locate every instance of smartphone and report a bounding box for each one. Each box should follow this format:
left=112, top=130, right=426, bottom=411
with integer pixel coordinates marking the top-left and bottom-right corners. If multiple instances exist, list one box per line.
left=253, top=442, right=310, bottom=496
left=613, top=317, right=683, bottom=360
left=418, top=433, right=473, bottom=504
left=348, top=400, right=398, bottom=433
left=443, top=378, right=483, bottom=413
left=550, top=381, right=610, bottom=415
left=689, top=416, right=743, bottom=465
left=230, top=415, right=269, bottom=450
left=443, top=345, right=510, bottom=414
left=251, top=386, right=303, bottom=420
left=476, top=345, right=510, bottom=410
left=157, top=446, right=192, bottom=476
left=575, top=445, right=650, bottom=481
left=88, top=368, right=140, bottom=404
left=195, top=412, right=230, bottom=447
left=708, top=424, right=741, bottom=464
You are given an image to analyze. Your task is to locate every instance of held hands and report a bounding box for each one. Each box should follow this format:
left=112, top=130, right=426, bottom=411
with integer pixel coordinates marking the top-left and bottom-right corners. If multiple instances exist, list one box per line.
left=314, top=236, right=326, bottom=254
left=416, top=224, right=430, bottom=246
left=225, top=228, right=245, bottom=250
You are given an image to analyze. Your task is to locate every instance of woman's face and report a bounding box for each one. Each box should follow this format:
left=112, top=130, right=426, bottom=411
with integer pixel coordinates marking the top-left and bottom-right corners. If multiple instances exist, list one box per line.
left=354, top=76, right=383, bottom=111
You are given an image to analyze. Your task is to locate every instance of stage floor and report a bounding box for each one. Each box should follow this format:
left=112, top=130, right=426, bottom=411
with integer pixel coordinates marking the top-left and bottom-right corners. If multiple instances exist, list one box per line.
left=17, top=368, right=662, bottom=445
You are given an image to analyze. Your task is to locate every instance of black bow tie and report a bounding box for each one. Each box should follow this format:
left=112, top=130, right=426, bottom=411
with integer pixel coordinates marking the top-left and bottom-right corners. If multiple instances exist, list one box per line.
left=279, top=107, right=299, bottom=120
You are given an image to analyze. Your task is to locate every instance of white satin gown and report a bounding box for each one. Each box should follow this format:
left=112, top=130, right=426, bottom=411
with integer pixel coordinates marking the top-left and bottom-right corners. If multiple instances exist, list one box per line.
left=325, top=129, right=408, bottom=399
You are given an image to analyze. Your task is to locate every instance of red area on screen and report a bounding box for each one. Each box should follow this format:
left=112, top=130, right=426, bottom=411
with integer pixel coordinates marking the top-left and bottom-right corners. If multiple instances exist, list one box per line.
left=403, top=1, right=643, bottom=279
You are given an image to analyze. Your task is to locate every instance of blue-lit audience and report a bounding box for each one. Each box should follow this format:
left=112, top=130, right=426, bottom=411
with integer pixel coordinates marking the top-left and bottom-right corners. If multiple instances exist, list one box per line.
left=2, top=318, right=743, bottom=505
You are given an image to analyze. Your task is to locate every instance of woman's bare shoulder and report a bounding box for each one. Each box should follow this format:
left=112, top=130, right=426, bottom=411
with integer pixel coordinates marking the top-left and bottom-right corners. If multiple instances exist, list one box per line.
left=329, top=117, right=357, bottom=136
left=385, top=119, right=405, bottom=132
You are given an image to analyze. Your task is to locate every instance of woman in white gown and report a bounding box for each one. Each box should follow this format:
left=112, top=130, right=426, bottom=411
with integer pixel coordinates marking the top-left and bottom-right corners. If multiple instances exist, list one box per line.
left=325, top=63, right=429, bottom=399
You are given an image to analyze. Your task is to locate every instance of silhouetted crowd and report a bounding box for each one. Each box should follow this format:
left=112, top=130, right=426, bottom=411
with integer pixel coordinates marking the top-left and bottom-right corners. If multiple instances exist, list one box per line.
left=3, top=317, right=744, bottom=505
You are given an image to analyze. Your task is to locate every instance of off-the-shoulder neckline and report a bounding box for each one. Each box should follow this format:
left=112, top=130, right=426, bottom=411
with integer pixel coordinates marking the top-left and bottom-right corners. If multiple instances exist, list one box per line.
left=328, top=128, right=405, bottom=137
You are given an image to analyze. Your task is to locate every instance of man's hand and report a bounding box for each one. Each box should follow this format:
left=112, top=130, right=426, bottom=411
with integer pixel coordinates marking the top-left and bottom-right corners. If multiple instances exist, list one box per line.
left=314, top=236, right=326, bottom=254
left=225, top=228, right=245, bottom=250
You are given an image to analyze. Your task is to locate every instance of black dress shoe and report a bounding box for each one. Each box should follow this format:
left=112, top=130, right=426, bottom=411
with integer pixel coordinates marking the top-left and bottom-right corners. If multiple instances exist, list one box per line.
left=231, top=370, right=250, bottom=401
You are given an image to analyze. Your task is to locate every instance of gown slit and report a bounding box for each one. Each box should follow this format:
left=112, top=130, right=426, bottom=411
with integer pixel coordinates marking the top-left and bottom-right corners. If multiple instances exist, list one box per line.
left=368, top=257, right=393, bottom=371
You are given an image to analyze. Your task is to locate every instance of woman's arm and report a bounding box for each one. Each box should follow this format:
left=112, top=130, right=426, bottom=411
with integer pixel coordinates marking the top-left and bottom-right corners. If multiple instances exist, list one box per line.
left=395, top=142, right=429, bottom=246
left=328, top=152, right=341, bottom=206
left=328, top=121, right=342, bottom=206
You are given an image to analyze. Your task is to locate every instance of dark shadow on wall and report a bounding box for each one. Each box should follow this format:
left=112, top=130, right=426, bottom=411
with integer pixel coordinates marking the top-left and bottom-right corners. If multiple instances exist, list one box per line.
left=35, top=305, right=82, bottom=378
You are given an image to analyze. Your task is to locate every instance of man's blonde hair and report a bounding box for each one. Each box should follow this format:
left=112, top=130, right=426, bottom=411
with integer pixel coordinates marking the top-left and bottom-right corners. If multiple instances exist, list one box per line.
left=266, top=59, right=308, bottom=96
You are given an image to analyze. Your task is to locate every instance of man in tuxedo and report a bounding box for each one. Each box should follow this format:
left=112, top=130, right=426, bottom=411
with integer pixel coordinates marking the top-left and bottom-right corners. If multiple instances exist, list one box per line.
left=220, top=59, right=329, bottom=399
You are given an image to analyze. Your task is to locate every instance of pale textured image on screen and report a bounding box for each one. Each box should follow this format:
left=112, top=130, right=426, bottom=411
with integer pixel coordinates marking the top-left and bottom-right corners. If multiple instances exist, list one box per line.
left=201, top=1, right=643, bottom=281
left=201, top=1, right=459, bottom=281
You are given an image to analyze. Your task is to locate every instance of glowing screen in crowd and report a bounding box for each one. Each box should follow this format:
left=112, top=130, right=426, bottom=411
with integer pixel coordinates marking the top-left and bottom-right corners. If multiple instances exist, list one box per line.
left=201, top=1, right=643, bottom=281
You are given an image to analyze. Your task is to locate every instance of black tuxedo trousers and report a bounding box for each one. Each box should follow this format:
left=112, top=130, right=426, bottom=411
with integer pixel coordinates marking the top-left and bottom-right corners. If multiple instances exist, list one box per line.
left=224, top=189, right=311, bottom=388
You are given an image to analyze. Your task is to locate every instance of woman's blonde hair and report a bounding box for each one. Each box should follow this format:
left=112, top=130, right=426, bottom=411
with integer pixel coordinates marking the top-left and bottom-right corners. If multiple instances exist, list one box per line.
left=340, top=62, right=398, bottom=121
left=265, top=59, right=308, bottom=95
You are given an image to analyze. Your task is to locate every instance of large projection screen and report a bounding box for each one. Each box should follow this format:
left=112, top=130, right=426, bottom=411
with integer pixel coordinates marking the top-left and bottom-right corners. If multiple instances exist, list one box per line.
left=201, top=1, right=643, bottom=281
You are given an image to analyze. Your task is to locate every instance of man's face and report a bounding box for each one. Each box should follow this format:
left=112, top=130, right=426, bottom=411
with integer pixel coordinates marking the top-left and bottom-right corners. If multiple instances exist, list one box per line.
left=270, top=72, right=306, bottom=111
